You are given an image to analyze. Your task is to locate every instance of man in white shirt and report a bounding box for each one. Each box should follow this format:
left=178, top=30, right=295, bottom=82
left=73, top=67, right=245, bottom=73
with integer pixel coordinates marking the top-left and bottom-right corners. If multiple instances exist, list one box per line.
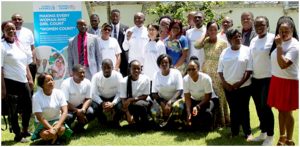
left=122, top=12, right=149, bottom=65
left=11, top=13, right=36, bottom=90
left=186, top=11, right=206, bottom=70
left=217, top=16, right=233, bottom=46
left=98, top=23, right=122, bottom=71
left=87, top=14, right=101, bottom=36
left=61, top=64, right=95, bottom=132
left=91, top=59, right=123, bottom=127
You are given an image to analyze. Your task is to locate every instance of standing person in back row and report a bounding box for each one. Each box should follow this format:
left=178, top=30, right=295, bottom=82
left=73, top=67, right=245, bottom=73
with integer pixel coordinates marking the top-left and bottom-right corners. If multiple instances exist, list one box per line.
left=241, top=12, right=257, bottom=46
left=88, top=14, right=101, bottom=36
left=67, top=19, right=101, bottom=80
left=123, top=12, right=148, bottom=65
left=110, top=9, right=129, bottom=76
left=11, top=13, right=36, bottom=89
left=248, top=16, right=275, bottom=146
left=268, top=16, right=299, bottom=146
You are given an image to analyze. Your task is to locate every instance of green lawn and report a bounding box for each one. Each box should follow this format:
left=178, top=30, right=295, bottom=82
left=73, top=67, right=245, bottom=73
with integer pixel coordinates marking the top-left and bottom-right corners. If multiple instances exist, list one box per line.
left=1, top=99, right=298, bottom=145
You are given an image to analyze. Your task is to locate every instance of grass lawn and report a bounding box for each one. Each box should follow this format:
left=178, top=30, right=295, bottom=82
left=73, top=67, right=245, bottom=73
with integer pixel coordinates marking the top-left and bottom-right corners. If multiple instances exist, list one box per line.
left=1, top=98, right=298, bottom=146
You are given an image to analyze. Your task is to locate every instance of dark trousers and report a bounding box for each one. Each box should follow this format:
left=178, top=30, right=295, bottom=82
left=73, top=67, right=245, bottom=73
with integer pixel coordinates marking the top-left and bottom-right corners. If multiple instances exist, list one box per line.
left=251, top=78, right=274, bottom=136
left=91, top=97, right=123, bottom=125
left=188, top=98, right=218, bottom=129
left=120, top=51, right=128, bottom=77
left=127, top=100, right=150, bottom=127
left=224, top=86, right=251, bottom=137
left=4, top=78, right=32, bottom=136
left=29, top=63, right=37, bottom=82
left=65, top=103, right=95, bottom=127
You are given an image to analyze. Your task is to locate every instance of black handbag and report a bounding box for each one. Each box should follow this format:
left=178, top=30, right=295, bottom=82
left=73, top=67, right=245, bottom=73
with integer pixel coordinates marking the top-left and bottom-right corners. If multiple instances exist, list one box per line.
left=1, top=94, right=18, bottom=132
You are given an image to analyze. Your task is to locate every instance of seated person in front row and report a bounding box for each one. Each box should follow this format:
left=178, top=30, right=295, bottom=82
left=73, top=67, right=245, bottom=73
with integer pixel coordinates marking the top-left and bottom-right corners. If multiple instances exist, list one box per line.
left=91, top=59, right=123, bottom=127
left=151, top=54, right=184, bottom=127
left=31, top=73, right=72, bottom=144
left=61, top=64, right=95, bottom=133
left=120, top=60, right=151, bottom=129
left=184, top=59, right=219, bottom=130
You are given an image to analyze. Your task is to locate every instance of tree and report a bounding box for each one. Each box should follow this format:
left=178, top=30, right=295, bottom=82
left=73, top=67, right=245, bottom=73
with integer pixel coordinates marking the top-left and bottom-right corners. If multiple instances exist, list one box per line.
left=146, top=1, right=226, bottom=25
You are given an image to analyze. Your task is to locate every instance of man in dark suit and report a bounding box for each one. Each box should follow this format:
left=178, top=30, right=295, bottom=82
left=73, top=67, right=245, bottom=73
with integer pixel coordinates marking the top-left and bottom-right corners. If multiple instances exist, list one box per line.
left=241, top=11, right=257, bottom=46
left=110, top=9, right=129, bottom=77
left=87, top=14, right=101, bottom=36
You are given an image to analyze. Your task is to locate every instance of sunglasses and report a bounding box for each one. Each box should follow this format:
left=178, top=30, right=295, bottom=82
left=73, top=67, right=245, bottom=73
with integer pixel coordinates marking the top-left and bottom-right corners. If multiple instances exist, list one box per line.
left=104, top=28, right=112, bottom=32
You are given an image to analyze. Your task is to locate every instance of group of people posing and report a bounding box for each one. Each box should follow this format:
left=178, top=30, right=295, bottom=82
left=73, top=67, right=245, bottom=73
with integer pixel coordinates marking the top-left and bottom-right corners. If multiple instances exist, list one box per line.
left=1, top=9, right=299, bottom=146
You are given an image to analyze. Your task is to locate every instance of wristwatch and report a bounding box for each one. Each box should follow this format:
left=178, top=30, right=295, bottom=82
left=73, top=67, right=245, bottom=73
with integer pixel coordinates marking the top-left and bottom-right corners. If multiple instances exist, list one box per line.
left=134, top=97, right=139, bottom=101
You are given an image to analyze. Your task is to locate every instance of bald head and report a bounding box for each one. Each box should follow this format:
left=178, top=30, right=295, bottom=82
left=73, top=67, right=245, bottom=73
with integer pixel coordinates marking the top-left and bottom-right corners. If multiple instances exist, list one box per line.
left=11, top=13, right=23, bottom=30
left=76, top=19, right=87, bottom=34
left=134, top=12, right=145, bottom=27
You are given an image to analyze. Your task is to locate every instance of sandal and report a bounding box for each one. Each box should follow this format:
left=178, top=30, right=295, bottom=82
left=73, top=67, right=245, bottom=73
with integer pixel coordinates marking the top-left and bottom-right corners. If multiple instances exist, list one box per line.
left=277, top=135, right=286, bottom=146
left=285, top=140, right=295, bottom=146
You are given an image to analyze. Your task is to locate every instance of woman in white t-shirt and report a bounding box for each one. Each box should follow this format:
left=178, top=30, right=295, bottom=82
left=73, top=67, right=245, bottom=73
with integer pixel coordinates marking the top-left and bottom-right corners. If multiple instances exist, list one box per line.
left=248, top=16, right=275, bottom=145
left=120, top=60, right=151, bottom=130
left=184, top=59, right=218, bottom=130
left=217, top=28, right=253, bottom=140
left=143, top=24, right=166, bottom=80
left=98, top=23, right=122, bottom=71
left=152, top=54, right=183, bottom=127
left=31, top=73, right=72, bottom=144
left=267, top=16, right=299, bottom=146
left=1, top=21, right=33, bottom=142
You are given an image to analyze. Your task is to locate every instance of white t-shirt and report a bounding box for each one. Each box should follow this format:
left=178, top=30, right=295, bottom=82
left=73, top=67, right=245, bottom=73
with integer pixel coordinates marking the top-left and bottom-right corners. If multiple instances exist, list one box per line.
left=32, top=89, right=67, bottom=122
left=1, top=39, right=32, bottom=83
left=120, top=74, right=150, bottom=98
left=143, top=40, right=166, bottom=80
left=186, top=26, right=206, bottom=67
left=123, top=26, right=149, bottom=65
left=91, top=70, right=123, bottom=105
left=249, top=33, right=275, bottom=79
left=271, top=38, right=299, bottom=80
left=183, top=72, right=215, bottom=101
left=217, top=45, right=253, bottom=87
left=16, top=27, right=34, bottom=50
left=60, top=77, right=92, bottom=107
left=98, top=37, right=122, bottom=68
left=217, top=32, right=231, bottom=47
left=152, top=68, right=183, bottom=100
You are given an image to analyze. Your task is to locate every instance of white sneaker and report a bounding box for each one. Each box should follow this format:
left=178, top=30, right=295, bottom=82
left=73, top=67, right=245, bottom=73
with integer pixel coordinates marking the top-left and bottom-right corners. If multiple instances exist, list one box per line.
left=20, top=137, right=29, bottom=143
left=262, top=136, right=274, bottom=146
left=251, top=132, right=267, bottom=142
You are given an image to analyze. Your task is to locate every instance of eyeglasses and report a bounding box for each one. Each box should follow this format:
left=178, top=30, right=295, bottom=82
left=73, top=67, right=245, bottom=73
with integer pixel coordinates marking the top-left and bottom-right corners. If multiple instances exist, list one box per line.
left=104, top=28, right=112, bottom=32
left=187, top=68, right=196, bottom=72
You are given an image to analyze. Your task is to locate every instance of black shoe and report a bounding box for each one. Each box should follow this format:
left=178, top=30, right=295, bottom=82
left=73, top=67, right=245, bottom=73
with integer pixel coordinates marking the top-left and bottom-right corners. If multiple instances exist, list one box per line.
left=14, top=135, right=22, bottom=142
left=21, top=131, right=32, bottom=137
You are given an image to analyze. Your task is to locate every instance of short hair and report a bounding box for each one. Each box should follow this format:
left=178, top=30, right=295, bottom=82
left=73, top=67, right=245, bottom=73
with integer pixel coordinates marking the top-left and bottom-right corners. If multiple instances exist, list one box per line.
left=37, top=73, right=52, bottom=88
left=111, top=9, right=120, bottom=14
left=156, top=54, right=172, bottom=67
left=72, top=64, right=84, bottom=73
left=206, top=20, right=219, bottom=31
left=241, top=11, right=254, bottom=20
left=255, top=16, right=270, bottom=28
left=90, top=14, right=99, bottom=19
left=102, top=58, right=113, bottom=67
left=226, top=28, right=241, bottom=41
left=1, top=21, right=13, bottom=33
left=158, top=15, right=173, bottom=24
left=188, top=57, right=200, bottom=69
left=101, top=23, right=113, bottom=29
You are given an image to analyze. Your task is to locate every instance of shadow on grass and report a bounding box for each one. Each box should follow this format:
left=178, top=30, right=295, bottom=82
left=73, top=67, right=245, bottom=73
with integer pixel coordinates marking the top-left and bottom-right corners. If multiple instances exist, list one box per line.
left=205, top=125, right=261, bottom=145
left=1, top=140, right=17, bottom=146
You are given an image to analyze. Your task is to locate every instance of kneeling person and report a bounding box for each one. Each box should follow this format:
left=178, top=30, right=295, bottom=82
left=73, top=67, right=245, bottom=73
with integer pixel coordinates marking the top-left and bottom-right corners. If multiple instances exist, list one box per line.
left=91, top=59, right=123, bottom=127
left=184, top=59, right=218, bottom=130
left=61, top=64, right=94, bottom=132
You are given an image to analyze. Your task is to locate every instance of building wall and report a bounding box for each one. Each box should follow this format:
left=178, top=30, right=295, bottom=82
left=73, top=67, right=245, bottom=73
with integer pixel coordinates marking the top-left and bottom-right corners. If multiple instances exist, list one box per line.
left=2, top=1, right=299, bottom=34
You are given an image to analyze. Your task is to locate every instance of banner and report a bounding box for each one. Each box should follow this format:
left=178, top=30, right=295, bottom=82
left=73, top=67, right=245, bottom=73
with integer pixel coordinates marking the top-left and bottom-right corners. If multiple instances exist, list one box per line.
left=33, top=2, right=81, bottom=87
